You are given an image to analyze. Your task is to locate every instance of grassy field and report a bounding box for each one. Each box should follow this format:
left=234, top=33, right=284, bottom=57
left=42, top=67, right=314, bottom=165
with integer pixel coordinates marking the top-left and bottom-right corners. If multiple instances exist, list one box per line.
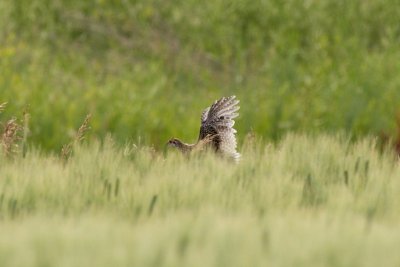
left=1, top=0, right=400, bottom=266
left=1, top=0, right=400, bottom=150
left=1, top=135, right=400, bottom=266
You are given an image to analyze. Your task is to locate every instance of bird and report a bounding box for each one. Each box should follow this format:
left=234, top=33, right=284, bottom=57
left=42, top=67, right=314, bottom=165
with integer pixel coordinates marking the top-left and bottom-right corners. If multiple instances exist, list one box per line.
left=167, top=95, right=240, bottom=161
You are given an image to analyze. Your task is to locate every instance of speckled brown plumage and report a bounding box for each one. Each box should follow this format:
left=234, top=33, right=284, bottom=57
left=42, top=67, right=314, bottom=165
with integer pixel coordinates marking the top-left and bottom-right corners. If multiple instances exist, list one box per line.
left=167, top=96, right=240, bottom=161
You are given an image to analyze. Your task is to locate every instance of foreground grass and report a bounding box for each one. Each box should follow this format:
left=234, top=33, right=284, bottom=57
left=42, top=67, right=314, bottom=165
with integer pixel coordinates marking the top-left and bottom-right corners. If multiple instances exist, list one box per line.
left=1, top=134, right=400, bottom=266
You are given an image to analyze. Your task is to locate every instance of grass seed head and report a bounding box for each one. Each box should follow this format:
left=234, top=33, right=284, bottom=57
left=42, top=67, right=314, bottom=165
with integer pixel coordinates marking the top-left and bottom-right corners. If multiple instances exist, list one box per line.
left=61, top=113, right=92, bottom=162
left=1, top=118, right=22, bottom=157
left=75, top=114, right=92, bottom=143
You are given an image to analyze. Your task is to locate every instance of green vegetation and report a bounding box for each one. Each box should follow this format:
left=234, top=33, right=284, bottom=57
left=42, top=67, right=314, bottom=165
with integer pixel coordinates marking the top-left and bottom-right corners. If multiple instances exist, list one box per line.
left=1, top=1, right=400, bottom=266
left=1, top=135, right=400, bottom=266
left=1, top=0, right=400, bottom=150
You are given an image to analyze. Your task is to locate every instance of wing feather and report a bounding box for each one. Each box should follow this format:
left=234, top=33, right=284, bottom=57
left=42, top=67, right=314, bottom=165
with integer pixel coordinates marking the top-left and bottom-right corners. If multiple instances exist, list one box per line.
left=199, top=96, right=240, bottom=161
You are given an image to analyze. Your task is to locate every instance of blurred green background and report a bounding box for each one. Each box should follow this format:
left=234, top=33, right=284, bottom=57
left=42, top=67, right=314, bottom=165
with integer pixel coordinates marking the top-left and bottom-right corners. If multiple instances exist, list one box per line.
left=1, top=0, right=400, bottom=150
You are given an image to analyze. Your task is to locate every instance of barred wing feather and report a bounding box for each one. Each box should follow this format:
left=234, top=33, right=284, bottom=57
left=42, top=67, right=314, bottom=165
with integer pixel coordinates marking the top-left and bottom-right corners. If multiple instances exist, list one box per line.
left=199, top=96, right=240, bottom=161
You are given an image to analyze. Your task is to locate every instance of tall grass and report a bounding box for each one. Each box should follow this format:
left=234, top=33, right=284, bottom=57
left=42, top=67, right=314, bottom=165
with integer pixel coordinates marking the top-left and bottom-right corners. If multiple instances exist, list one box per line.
left=1, top=134, right=400, bottom=266
left=2, top=1, right=400, bottom=265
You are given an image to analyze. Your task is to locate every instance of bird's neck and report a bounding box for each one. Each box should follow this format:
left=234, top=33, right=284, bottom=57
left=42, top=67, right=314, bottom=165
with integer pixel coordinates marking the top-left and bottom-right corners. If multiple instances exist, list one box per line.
left=176, top=141, right=195, bottom=153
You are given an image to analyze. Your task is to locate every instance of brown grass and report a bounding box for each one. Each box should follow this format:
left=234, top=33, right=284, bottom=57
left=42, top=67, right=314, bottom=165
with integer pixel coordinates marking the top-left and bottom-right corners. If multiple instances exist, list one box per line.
left=61, top=114, right=92, bottom=161
left=21, top=107, right=31, bottom=157
left=1, top=118, right=21, bottom=157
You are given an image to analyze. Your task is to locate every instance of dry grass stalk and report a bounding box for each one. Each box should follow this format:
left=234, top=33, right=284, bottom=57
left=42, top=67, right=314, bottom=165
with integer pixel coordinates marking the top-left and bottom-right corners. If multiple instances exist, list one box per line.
left=21, top=107, right=31, bottom=157
left=75, top=113, right=92, bottom=143
left=1, top=118, right=21, bottom=157
left=61, top=114, right=92, bottom=161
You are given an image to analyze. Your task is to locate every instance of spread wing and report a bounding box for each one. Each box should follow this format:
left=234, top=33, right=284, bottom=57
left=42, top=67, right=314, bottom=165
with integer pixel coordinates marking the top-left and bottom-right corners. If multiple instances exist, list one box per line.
left=199, top=96, right=240, bottom=161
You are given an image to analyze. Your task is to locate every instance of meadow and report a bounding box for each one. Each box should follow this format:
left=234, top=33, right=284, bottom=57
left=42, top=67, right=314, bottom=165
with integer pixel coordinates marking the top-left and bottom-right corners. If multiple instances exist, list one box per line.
left=1, top=0, right=400, bottom=266
left=1, top=134, right=400, bottom=267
